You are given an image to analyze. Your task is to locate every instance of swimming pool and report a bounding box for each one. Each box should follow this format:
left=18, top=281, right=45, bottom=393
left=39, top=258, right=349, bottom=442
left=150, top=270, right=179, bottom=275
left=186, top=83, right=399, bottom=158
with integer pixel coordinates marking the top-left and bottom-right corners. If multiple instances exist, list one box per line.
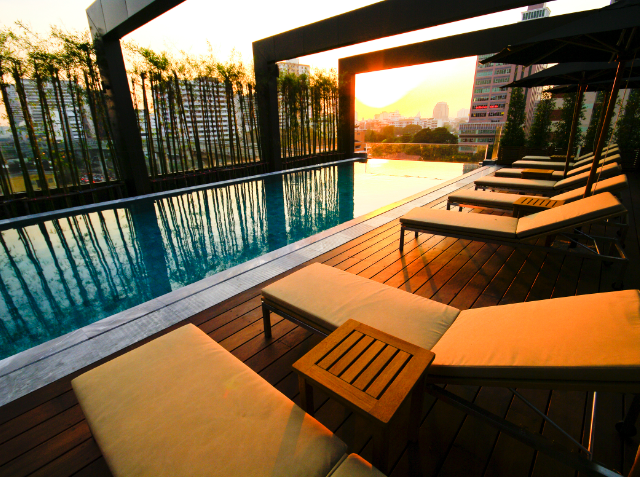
left=0, top=159, right=478, bottom=359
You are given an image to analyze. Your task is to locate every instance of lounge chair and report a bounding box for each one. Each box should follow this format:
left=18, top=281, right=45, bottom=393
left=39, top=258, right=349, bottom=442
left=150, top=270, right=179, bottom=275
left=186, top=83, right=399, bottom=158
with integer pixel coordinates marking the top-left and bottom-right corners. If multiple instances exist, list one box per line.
left=512, top=147, right=619, bottom=171
left=400, top=192, right=628, bottom=286
left=474, top=162, right=621, bottom=195
left=260, top=262, right=640, bottom=477
left=447, top=174, right=628, bottom=213
left=496, top=153, right=620, bottom=179
left=72, top=324, right=385, bottom=477
left=519, top=144, right=618, bottom=162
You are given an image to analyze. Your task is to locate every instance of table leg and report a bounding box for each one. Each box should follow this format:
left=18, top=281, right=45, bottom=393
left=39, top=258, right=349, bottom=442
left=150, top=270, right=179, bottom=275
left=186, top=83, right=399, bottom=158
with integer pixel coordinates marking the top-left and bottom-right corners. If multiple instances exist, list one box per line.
left=298, top=375, right=314, bottom=415
left=373, top=426, right=390, bottom=474
left=408, top=377, right=425, bottom=443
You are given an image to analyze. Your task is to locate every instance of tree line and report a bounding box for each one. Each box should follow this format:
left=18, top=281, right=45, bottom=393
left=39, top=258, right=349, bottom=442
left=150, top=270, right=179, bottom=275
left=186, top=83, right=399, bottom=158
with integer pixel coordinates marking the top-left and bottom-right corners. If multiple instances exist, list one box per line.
left=277, top=69, right=339, bottom=161
left=500, top=87, right=640, bottom=152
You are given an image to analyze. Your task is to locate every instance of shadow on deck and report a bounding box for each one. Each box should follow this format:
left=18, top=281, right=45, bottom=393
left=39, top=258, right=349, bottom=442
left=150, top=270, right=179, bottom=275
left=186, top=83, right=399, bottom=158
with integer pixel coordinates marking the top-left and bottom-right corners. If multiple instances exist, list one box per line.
left=1, top=171, right=640, bottom=477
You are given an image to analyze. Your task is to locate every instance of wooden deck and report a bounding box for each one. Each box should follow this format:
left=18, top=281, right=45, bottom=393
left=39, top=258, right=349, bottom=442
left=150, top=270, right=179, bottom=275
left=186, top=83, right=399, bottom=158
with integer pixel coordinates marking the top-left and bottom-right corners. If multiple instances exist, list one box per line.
left=1, top=171, right=640, bottom=477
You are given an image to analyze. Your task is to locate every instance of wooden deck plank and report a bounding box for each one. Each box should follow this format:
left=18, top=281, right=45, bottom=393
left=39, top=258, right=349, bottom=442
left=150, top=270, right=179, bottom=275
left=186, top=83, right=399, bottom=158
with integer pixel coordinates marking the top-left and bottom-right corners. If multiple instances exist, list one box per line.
left=1, top=171, right=639, bottom=477
left=483, top=389, right=551, bottom=477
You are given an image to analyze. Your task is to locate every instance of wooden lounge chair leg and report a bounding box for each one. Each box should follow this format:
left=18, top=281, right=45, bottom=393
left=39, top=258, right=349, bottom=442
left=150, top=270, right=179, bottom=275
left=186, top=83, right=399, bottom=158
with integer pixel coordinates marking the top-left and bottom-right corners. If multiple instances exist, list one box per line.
left=414, top=231, right=419, bottom=239
left=447, top=202, right=451, bottom=210
left=262, top=301, right=272, bottom=338
left=616, top=394, right=640, bottom=437
left=399, top=227, right=405, bottom=252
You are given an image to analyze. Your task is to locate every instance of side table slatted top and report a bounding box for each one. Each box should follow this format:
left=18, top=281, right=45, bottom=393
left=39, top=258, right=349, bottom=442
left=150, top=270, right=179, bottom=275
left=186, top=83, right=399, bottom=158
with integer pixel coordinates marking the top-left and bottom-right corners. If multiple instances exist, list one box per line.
left=512, top=196, right=566, bottom=218
left=293, top=320, right=435, bottom=426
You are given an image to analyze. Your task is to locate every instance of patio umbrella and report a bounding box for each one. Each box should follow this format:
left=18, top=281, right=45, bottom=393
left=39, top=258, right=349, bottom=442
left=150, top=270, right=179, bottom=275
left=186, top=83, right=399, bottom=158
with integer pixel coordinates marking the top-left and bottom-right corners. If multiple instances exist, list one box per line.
left=549, top=79, right=640, bottom=93
left=506, top=60, right=640, bottom=177
left=482, top=0, right=640, bottom=196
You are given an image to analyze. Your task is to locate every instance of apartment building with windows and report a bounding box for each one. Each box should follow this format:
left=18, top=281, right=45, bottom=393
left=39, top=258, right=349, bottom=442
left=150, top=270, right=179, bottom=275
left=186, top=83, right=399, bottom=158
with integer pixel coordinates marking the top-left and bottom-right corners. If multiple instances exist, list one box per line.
left=459, top=4, right=550, bottom=152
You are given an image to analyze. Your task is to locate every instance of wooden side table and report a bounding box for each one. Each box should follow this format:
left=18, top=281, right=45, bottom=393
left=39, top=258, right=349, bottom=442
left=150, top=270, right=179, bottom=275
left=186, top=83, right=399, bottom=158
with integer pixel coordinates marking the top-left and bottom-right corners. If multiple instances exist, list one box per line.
left=292, top=320, right=435, bottom=474
left=521, top=168, right=555, bottom=180
left=512, top=197, right=565, bottom=218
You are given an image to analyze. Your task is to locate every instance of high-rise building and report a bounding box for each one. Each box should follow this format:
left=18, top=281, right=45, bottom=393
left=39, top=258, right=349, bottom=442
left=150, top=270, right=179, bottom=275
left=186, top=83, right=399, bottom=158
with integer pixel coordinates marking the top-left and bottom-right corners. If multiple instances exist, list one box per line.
left=433, top=102, right=449, bottom=121
left=457, top=108, right=470, bottom=119
left=459, top=3, right=550, bottom=152
left=277, top=58, right=311, bottom=76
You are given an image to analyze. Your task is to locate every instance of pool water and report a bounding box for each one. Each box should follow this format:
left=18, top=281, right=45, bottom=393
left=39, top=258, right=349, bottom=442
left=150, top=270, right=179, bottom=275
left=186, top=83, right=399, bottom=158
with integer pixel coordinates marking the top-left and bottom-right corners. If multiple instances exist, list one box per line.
left=0, top=160, right=478, bottom=359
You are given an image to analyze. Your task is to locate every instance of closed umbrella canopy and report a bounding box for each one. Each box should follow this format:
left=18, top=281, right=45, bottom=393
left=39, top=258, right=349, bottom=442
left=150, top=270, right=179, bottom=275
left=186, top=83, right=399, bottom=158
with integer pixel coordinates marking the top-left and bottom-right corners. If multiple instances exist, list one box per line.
left=549, top=79, right=640, bottom=93
left=506, top=60, right=640, bottom=89
left=482, top=0, right=640, bottom=196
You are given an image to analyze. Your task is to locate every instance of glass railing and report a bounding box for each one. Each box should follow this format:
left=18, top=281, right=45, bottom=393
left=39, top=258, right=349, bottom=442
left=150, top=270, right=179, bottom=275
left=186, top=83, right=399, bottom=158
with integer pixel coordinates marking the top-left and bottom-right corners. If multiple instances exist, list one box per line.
left=363, top=143, right=488, bottom=163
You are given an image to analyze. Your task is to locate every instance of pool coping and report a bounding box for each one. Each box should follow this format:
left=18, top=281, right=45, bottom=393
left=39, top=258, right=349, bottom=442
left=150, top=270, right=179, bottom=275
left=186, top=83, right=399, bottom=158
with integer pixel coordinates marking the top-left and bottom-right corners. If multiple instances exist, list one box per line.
left=0, top=163, right=498, bottom=407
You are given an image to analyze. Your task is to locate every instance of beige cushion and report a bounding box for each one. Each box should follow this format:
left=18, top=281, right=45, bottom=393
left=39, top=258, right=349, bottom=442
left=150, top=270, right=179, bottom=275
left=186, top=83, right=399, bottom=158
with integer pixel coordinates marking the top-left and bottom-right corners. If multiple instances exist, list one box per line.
left=515, top=192, right=626, bottom=239
left=522, top=155, right=551, bottom=161
left=331, top=454, right=386, bottom=477
left=448, top=190, right=520, bottom=209
left=400, top=207, right=518, bottom=240
left=475, top=176, right=556, bottom=192
left=552, top=174, right=628, bottom=202
left=511, top=161, right=566, bottom=170
left=553, top=163, right=621, bottom=191
left=72, top=325, right=347, bottom=477
left=430, top=290, right=640, bottom=385
left=262, top=263, right=459, bottom=350
left=566, top=155, right=620, bottom=177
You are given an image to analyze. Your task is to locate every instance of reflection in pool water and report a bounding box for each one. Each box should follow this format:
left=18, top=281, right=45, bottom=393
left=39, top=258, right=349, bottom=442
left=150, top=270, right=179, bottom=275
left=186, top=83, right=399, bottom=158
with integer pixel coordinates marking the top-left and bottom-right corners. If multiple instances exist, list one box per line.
left=0, top=160, right=477, bottom=359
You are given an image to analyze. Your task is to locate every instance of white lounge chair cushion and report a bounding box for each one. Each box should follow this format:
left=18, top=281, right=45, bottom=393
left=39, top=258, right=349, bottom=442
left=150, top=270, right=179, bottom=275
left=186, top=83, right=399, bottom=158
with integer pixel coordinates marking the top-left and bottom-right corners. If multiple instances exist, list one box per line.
left=448, top=190, right=521, bottom=209
left=553, top=163, right=621, bottom=190
left=331, top=454, right=386, bottom=477
left=475, top=176, right=556, bottom=192
left=430, top=290, right=640, bottom=384
left=400, top=207, right=518, bottom=240
left=511, top=161, right=566, bottom=170
left=262, top=263, right=460, bottom=350
left=522, top=155, right=551, bottom=161
left=495, top=169, right=565, bottom=179
left=552, top=175, right=628, bottom=202
left=515, top=192, right=626, bottom=238
left=72, top=324, right=347, bottom=477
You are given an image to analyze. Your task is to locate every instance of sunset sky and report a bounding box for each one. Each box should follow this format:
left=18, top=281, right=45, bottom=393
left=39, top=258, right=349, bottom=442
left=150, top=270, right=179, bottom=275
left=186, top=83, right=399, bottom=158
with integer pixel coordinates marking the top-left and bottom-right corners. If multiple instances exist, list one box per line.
left=1, top=0, right=609, bottom=120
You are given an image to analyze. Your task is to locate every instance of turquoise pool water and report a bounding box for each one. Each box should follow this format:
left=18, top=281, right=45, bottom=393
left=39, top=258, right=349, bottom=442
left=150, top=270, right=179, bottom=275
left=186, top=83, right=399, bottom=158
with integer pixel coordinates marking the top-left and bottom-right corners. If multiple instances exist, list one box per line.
left=0, top=160, right=478, bottom=359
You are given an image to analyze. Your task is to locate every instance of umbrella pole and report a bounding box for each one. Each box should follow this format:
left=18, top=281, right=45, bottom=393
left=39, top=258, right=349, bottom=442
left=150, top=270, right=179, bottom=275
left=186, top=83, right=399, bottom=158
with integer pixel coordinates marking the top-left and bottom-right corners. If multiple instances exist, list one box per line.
left=583, top=59, right=625, bottom=198
left=563, top=82, right=586, bottom=178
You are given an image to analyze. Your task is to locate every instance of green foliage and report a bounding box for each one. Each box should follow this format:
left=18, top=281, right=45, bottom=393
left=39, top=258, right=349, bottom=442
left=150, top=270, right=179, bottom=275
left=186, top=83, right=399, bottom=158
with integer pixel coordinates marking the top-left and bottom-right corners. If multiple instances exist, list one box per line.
left=412, top=127, right=457, bottom=144
left=527, top=93, right=555, bottom=148
left=401, top=124, right=422, bottom=136
left=500, top=87, right=526, bottom=147
left=584, top=91, right=613, bottom=151
left=552, top=91, right=585, bottom=153
left=614, top=89, right=640, bottom=150
left=277, top=67, right=338, bottom=159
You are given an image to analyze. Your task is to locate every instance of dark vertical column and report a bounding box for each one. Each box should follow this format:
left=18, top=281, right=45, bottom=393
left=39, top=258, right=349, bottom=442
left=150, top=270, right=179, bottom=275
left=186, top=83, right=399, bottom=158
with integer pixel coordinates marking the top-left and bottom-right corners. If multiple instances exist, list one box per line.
left=95, top=36, right=151, bottom=196
left=253, top=44, right=282, bottom=172
left=263, top=175, right=287, bottom=251
left=338, top=62, right=355, bottom=158
left=337, top=163, right=355, bottom=223
left=128, top=201, right=172, bottom=297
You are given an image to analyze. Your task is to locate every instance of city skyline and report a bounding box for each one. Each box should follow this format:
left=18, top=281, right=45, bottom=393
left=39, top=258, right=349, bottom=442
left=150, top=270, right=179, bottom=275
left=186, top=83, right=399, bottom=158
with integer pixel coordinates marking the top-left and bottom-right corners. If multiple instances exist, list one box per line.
left=1, top=0, right=609, bottom=124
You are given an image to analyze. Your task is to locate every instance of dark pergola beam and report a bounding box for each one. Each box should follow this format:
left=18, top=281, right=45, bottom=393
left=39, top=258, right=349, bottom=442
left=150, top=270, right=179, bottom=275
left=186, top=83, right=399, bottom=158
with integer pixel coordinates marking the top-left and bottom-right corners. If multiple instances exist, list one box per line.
left=253, top=0, right=563, bottom=171
left=335, top=11, right=592, bottom=156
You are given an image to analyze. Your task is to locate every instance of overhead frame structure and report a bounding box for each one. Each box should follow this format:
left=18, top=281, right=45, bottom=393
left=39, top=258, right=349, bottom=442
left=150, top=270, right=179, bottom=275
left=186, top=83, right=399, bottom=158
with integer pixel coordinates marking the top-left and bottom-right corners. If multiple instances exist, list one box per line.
left=335, top=11, right=592, bottom=157
left=86, top=0, right=570, bottom=192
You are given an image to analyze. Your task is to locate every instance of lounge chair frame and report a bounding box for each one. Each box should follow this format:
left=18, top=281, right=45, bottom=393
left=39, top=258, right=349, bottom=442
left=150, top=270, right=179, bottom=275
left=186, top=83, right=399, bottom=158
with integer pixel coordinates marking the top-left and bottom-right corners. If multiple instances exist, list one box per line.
left=261, top=294, right=634, bottom=477
left=426, top=384, right=621, bottom=477
left=446, top=192, right=624, bottom=213
left=398, top=213, right=629, bottom=289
